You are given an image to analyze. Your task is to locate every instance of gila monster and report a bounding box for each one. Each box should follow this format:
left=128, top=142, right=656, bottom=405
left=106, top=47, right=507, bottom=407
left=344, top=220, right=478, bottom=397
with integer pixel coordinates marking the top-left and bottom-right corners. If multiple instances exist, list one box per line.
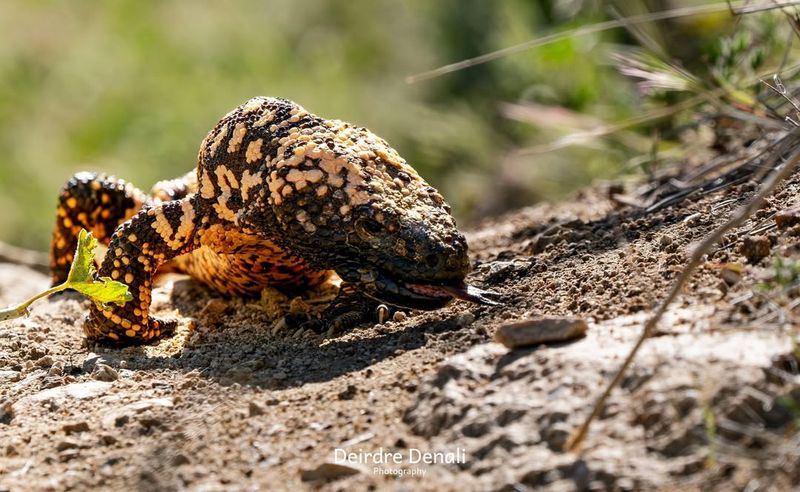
left=50, top=96, right=495, bottom=345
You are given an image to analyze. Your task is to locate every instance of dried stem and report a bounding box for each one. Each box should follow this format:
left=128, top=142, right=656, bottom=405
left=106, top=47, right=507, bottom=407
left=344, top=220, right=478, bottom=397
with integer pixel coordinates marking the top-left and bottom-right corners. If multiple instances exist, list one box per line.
left=406, top=0, right=800, bottom=84
left=566, top=131, right=800, bottom=452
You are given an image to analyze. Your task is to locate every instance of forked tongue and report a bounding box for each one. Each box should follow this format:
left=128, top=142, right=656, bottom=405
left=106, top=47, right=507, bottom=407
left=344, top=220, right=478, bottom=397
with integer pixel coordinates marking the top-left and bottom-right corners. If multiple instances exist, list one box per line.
left=407, top=282, right=501, bottom=306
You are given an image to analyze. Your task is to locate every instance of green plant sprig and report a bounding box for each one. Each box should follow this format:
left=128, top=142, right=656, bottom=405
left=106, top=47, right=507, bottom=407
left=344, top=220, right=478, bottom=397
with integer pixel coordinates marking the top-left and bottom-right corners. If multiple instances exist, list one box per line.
left=0, top=229, right=132, bottom=321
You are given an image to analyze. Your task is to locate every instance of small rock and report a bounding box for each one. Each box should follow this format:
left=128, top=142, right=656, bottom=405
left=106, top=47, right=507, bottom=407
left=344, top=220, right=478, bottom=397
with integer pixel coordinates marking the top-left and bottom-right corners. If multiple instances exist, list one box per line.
left=27, top=381, right=112, bottom=403
left=338, top=384, right=357, bottom=400
left=248, top=401, right=265, bottom=417
left=171, top=453, right=190, bottom=466
left=62, top=421, right=90, bottom=435
left=454, top=312, right=475, bottom=327
left=99, top=434, right=117, bottom=446
left=59, top=449, right=81, bottom=462
left=300, top=462, right=363, bottom=482
left=138, top=417, right=163, bottom=430
left=494, top=317, right=588, bottom=349
left=740, top=235, right=771, bottom=264
left=108, top=414, right=129, bottom=428
left=542, top=422, right=573, bottom=451
left=58, top=448, right=81, bottom=463
left=35, top=355, right=54, bottom=368
left=47, top=363, right=64, bottom=378
left=0, top=370, right=20, bottom=383
left=56, top=439, right=79, bottom=452
left=1, top=402, right=14, bottom=424
left=93, top=364, right=118, bottom=382
left=392, top=311, right=407, bottom=322
left=83, top=352, right=107, bottom=372
left=27, top=344, right=48, bottom=360
left=775, top=206, right=800, bottom=229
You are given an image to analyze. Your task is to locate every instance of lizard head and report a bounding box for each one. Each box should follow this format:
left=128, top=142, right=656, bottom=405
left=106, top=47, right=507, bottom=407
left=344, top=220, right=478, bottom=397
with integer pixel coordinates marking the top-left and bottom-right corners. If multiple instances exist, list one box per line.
left=267, top=119, right=478, bottom=310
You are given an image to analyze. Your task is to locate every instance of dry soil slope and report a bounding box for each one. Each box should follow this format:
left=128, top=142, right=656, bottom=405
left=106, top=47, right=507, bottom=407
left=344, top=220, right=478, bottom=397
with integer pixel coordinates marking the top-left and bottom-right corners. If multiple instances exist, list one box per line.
left=1, top=176, right=800, bottom=490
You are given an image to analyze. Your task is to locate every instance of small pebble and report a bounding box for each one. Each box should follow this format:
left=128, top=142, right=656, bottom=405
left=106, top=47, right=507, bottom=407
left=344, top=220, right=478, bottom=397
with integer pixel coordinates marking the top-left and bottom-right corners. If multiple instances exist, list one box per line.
left=740, top=235, right=771, bottom=264
left=338, top=384, right=357, bottom=400
left=56, top=440, right=79, bottom=452
left=62, top=421, right=90, bottom=435
left=83, top=353, right=106, bottom=372
left=775, top=206, right=800, bottom=229
left=300, top=462, right=363, bottom=482
left=35, top=355, right=54, bottom=368
left=47, top=363, right=64, bottom=378
left=93, top=364, right=119, bottom=382
left=172, top=454, right=190, bottom=466
left=248, top=401, right=265, bottom=417
left=494, top=317, right=588, bottom=349
left=99, top=434, right=117, bottom=446
left=454, top=312, right=475, bottom=327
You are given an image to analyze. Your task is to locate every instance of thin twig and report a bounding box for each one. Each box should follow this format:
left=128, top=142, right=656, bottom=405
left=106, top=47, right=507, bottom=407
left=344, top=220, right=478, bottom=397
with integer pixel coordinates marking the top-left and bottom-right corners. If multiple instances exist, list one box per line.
left=566, top=131, right=800, bottom=452
left=406, top=1, right=800, bottom=84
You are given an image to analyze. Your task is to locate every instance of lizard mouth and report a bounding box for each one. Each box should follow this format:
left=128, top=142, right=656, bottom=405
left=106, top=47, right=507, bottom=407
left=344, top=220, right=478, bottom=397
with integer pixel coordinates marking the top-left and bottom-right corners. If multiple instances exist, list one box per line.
left=366, top=269, right=501, bottom=310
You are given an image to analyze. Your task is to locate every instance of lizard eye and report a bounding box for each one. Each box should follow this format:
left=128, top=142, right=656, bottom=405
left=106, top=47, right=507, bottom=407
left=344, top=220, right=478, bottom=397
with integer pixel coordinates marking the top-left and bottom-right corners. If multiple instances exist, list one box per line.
left=355, top=217, right=384, bottom=239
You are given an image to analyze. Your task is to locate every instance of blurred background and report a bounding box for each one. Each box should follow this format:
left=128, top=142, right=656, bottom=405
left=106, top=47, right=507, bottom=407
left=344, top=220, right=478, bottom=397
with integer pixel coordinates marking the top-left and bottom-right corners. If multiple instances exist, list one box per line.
left=0, top=0, right=793, bottom=249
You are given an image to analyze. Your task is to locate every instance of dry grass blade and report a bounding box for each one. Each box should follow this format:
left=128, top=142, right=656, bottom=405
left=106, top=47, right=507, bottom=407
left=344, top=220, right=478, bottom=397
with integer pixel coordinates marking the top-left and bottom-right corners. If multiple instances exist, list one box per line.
left=612, top=48, right=702, bottom=94
left=505, top=56, right=800, bottom=159
left=762, top=74, right=800, bottom=125
left=503, top=96, right=703, bottom=155
left=406, top=1, right=800, bottom=84
left=565, top=130, right=800, bottom=453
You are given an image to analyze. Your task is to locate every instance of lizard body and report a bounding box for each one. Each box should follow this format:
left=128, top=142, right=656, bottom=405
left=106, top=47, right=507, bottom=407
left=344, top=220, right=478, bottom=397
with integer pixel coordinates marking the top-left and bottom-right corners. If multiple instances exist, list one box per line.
left=50, top=97, right=473, bottom=344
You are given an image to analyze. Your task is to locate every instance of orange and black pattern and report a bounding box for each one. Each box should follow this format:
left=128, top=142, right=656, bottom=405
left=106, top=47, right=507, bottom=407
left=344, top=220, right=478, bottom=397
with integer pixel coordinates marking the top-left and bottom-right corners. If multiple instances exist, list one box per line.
left=50, top=97, right=471, bottom=345
left=50, top=173, right=147, bottom=283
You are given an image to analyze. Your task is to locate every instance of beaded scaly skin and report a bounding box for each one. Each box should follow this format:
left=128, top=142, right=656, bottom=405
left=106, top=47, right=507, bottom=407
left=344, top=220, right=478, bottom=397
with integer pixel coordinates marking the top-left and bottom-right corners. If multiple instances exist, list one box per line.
left=50, top=97, right=471, bottom=344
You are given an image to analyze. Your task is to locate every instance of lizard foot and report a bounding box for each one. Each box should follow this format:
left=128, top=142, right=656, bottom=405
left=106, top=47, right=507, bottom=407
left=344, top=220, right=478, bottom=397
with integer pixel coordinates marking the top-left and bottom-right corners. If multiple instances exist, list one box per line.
left=299, top=289, right=396, bottom=335
left=84, top=310, right=178, bottom=346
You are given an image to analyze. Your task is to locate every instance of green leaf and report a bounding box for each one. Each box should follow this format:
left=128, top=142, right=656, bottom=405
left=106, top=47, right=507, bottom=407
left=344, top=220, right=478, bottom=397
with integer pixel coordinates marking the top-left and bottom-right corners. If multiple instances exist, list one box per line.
left=0, top=228, right=132, bottom=324
left=69, top=276, right=133, bottom=307
left=66, top=229, right=98, bottom=284
left=64, top=230, right=132, bottom=307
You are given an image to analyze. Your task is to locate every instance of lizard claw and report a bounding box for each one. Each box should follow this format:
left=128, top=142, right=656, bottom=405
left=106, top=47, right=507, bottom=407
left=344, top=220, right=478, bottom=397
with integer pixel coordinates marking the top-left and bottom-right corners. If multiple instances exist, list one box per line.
left=297, top=289, right=393, bottom=335
left=84, top=311, right=177, bottom=345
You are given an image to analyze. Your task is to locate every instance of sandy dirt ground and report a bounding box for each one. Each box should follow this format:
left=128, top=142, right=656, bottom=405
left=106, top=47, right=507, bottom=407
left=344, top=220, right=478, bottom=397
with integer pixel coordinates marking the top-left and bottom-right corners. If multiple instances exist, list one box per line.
left=2, top=166, right=800, bottom=491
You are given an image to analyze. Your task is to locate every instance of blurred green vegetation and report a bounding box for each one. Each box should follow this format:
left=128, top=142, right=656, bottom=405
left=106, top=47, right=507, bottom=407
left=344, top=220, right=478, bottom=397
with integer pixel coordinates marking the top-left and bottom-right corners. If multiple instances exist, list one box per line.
left=0, top=1, right=794, bottom=249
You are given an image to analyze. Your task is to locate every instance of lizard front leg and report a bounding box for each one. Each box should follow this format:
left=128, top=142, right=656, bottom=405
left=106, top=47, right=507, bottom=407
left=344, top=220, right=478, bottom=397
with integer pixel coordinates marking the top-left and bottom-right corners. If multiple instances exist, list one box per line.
left=300, top=283, right=397, bottom=334
left=50, top=173, right=148, bottom=284
left=84, top=196, right=201, bottom=344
